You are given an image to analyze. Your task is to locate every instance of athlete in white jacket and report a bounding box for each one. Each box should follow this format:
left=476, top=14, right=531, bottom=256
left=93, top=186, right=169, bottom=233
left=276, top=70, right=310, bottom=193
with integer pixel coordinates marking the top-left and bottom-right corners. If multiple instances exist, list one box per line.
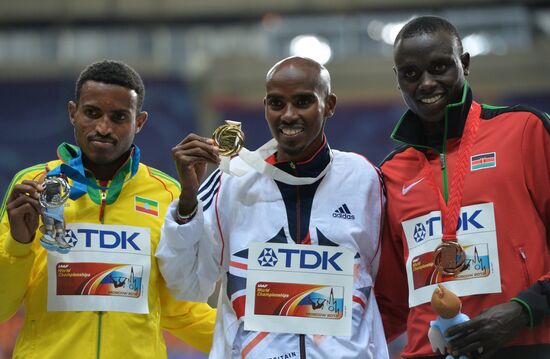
left=156, top=56, right=389, bottom=359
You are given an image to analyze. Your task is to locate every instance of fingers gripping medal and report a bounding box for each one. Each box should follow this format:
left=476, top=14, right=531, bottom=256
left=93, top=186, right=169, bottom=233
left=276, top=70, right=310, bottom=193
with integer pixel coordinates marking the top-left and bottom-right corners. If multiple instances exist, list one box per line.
left=212, top=120, right=245, bottom=156
left=39, top=177, right=72, bottom=254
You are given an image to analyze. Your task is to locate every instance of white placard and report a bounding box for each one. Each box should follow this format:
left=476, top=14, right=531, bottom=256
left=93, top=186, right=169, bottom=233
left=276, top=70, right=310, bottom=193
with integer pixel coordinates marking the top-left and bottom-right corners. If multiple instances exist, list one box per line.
left=402, top=203, right=501, bottom=307
left=47, top=223, right=151, bottom=314
left=244, top=242, right=354, bottom=336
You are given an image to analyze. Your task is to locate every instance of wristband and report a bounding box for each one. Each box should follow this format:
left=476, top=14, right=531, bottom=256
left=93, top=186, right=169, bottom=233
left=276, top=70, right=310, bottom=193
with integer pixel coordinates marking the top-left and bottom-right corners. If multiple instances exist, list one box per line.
left=174, top=203, right=198, bottom=224
left=510, top=297, right=534, bottom=328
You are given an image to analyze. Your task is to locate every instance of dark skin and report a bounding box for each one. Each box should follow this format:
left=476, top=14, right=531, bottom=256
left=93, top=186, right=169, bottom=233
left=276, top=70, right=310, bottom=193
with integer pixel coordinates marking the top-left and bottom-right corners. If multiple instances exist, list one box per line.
left=172, top=56, right=336, bottom=215
left=394, top=30, right=529, bottom=358
left=394, top=31, right=469, bottom=137
left=7, top=80, right=147, bottom=244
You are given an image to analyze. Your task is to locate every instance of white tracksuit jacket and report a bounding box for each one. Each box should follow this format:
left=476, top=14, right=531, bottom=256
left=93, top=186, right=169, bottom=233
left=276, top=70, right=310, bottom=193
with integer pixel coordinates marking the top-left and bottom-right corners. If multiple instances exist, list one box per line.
left=156, top=142, right=389, bottom=359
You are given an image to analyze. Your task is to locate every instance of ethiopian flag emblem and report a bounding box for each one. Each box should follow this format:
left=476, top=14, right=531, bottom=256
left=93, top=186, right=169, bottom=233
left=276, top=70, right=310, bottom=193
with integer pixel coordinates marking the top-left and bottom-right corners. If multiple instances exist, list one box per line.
left=135, top=196, right=159, bottom=216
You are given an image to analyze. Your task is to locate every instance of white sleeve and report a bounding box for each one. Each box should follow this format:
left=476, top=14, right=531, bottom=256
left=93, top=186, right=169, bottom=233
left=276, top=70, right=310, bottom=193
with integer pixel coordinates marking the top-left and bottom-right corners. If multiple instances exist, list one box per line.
left=155, top=200, right=222, bottom=302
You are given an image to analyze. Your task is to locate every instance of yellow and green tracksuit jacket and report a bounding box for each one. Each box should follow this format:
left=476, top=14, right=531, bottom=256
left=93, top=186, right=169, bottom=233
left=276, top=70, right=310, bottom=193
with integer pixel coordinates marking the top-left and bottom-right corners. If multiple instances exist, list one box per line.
left=0, top=143, right=215, bottom=359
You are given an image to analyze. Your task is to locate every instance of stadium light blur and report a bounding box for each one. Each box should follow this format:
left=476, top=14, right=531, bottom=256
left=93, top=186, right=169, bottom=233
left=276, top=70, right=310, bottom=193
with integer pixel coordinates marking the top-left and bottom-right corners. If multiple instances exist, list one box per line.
left=289, top=35, right=332, bottom=65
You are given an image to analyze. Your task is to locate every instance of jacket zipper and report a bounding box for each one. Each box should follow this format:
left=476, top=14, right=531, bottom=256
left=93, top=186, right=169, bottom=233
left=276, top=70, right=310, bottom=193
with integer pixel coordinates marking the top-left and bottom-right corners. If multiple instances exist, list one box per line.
left=296, top=186, right=301, bottom=245
left=96, top=311, right=103, bottom=359
left=290, top=161, right=306, bottom=359
left=297, top=181, right=305, bottom=358
left=518, top=247, right=531, bottom=286
left=99, top=191, right=106, bottom=223
left=97, top=182, right=108, bottom=358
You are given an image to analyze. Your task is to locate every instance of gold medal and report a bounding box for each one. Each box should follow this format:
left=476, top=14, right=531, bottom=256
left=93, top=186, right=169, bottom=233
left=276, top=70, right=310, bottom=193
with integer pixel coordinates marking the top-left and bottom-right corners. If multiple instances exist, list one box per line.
left=433, top=241, right=466, bottom=275
left=212, top=120, right=245, bottom=156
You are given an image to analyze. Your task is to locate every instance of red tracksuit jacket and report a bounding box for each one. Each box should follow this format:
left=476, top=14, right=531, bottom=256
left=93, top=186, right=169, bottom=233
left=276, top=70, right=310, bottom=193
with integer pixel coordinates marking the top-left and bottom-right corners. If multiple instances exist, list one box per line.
left=376, top=85, right=549, bottom=357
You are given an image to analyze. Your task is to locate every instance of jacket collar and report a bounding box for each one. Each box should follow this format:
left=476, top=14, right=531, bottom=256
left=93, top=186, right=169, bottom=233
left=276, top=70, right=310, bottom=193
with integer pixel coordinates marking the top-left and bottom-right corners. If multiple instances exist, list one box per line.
left=55, top=142, right=140, bottom=204
left=390, top=82, right=473, bottom=152
left=56, top=142, right=139, bottom=183
left=266, top=136, right=331, bottom=179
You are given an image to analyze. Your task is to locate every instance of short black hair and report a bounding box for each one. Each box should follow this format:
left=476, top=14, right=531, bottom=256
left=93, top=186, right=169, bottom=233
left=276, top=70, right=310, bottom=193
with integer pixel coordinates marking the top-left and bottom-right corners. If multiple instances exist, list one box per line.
left=75, top=60, right=145, bottom=111
left=395, top=16, right=463, bottom=54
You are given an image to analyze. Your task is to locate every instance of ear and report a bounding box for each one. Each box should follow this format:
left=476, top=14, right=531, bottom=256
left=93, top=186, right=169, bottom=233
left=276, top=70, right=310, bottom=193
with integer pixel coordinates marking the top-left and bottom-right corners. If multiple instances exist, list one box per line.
left=325, top=93, right=337, bottom=118
left=135, top=111, right=148, bottom=134
left=68, top=101, right=77, bottom=125
left=461, top=52, right=471, bottom=76
left=393, top=66, right=400, bottom=90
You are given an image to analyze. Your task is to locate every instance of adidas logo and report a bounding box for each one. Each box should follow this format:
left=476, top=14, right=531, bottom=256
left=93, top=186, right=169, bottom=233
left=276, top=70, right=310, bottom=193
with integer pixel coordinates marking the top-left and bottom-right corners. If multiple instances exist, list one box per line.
left=332, top=204, right=355, bottom=220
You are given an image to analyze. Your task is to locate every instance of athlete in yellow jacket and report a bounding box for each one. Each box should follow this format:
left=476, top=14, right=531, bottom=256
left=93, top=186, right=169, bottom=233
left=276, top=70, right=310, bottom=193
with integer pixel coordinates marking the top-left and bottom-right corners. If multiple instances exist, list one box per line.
left=0, top=60, right=215, bottom=359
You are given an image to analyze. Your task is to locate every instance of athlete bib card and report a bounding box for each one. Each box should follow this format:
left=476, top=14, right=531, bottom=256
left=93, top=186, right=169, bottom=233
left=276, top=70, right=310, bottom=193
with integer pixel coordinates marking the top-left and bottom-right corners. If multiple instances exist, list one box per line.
left=245, top=242, right=354, bottom=336
left=56, top=263, right=143, bottom=298
left=402, top=203, right=501, bottom=307
left=47, top=223, right=151, bottom=314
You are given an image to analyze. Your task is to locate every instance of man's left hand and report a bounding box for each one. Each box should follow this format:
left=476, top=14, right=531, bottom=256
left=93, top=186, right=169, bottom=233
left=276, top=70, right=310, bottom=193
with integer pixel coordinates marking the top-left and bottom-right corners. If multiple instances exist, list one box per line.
left=446, top=301, right=529, bottom=358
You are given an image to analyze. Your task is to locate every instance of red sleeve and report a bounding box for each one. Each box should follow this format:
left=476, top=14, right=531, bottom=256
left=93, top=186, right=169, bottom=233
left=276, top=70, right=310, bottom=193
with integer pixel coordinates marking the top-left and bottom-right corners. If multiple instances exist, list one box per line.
left=513, top=112, right=550, bottom=326
left=521, top=112, right=550, bottom=282
left=374, top=210, right=410, bottom=342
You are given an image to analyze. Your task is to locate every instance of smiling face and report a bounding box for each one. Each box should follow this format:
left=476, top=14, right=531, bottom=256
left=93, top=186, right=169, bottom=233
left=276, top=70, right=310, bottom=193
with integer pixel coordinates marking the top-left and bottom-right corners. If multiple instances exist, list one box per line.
left=68, top=80, right=147, bottom=179
left=264, top=57, right=336, bottom=163
left=394, top=30, right=469, bottom=124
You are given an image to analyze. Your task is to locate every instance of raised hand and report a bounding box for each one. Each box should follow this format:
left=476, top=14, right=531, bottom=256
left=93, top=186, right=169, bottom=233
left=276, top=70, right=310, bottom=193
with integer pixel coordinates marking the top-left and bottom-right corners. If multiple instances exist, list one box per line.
left=6, top=180, right=44, bottom=243
left=171, top=133, right=219, bottom=215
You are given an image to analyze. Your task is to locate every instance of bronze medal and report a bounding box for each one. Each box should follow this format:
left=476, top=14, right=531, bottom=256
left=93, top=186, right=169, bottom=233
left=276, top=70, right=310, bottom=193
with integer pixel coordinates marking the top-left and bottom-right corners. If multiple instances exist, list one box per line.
left=212, top=120, right=245, bottom=156
left=433, top=241, right=466, bottom=275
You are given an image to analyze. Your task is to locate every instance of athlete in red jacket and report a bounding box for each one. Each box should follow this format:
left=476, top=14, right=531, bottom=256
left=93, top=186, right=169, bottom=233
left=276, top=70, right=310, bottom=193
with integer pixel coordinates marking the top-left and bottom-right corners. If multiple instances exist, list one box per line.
left=375, top=15, right=550, bottom=359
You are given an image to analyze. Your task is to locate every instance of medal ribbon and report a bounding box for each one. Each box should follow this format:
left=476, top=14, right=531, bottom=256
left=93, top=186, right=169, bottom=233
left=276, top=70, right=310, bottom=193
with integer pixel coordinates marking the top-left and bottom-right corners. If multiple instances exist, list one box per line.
left=220, top=139, right=332, bottom=185
left=46, top=144, right=141, bottom=200
left=417, top=102, right=481, bottom=242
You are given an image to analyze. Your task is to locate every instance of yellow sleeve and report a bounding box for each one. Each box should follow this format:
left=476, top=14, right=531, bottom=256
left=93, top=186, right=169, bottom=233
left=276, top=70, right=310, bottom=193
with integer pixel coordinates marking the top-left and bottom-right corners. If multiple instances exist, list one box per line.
left=0, top=167, right=43, bottom=322
left=159, top=274, right=216, bottom=353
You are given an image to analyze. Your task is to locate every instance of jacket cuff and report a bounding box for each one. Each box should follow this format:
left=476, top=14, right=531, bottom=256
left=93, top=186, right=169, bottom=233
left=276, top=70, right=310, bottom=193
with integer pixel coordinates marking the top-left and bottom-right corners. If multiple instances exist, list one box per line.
left=4, top=234, right=33, bottom=257
left=512, top=279, right=550, bottom=327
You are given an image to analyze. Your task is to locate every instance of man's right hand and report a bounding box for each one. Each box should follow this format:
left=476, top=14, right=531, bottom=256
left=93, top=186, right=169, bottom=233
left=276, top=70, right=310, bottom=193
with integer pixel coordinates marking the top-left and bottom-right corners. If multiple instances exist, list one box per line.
left=6, top=180, right=43, bottom=244
left=171, top=133, right=220, bottom=215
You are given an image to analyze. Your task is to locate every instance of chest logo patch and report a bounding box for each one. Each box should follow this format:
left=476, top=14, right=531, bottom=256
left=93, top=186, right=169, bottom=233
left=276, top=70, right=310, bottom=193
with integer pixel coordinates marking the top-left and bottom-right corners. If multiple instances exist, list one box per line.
left=471, top=152, right=496, bottom=171
left=332, top=203, right=355, bottom=220
left=402, top=177, right=424, bottom=195
left=134, top=196, right=159, bottom=216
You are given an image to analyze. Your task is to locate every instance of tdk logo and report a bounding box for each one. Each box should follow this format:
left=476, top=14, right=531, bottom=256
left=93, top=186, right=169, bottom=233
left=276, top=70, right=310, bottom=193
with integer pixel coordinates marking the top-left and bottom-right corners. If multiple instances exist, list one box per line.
left=413, top=223, right=426, bottom=243
left=258, top=248, right=278, bottom=267
left=259, top=248, right=344, bottom=271
left=75, top=229, right=141, bottom=250
left=65, top=229, right=79, bottom=247
left=332, top=204, right=355, bottom=220
left=416, top=209, right=484, bottom=240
